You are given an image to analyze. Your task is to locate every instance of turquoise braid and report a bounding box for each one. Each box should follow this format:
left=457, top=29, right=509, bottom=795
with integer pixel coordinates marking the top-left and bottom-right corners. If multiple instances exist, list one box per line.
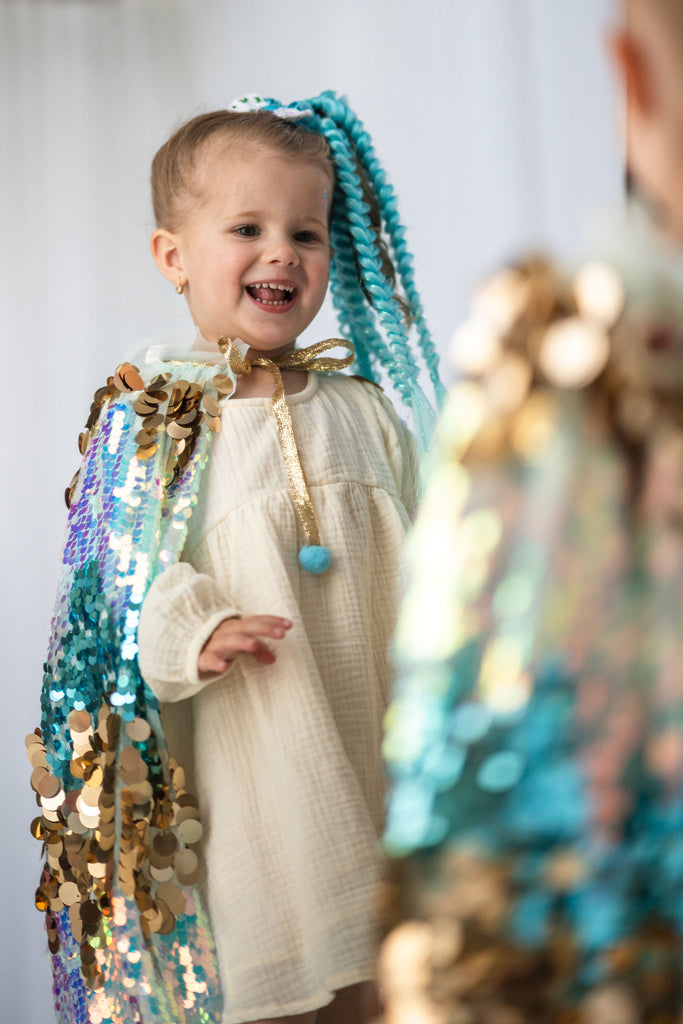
left=328, top=229, right=376, bottom=381
left=328, top=183, right=397, bottom=381
left=314, top=106, right=440, bottom=445
left=309, top=93, right=446, bottom=406
left=321, top=117, right=411, bottom=385
left=326, top=173, right=382, bottom=381
left=254, top=91, right=444, bottom=446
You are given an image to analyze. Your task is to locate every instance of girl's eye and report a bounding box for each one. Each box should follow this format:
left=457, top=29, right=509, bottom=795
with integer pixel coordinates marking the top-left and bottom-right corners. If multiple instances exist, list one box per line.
left=234, top=225, right=259, bottom=237
left=294, top=230, right=320, bottom=244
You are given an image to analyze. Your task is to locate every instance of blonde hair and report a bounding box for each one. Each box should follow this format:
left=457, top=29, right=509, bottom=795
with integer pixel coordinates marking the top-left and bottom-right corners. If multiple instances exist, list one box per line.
left=151, top=110, right=332, bottom=232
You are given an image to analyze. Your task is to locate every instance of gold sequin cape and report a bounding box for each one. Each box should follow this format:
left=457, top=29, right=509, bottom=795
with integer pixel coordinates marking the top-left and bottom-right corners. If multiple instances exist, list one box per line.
left=27, top=354, right=235, bottom=1024
left=383, top=257, right=683, bottom=1020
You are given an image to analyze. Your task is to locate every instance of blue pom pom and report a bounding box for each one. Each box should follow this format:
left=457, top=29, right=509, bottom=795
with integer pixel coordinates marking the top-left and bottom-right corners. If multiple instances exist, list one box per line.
left=299, top=545, right=331, bottom=574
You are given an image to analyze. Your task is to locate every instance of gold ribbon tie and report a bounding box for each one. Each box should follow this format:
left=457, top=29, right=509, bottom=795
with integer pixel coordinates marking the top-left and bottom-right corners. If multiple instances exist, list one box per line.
left=217, top=337, right=355, bottom=572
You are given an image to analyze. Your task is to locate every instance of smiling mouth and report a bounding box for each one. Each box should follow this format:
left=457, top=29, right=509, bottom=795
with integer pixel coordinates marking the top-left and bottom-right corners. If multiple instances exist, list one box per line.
left=246, top=282, right=297, bottom=306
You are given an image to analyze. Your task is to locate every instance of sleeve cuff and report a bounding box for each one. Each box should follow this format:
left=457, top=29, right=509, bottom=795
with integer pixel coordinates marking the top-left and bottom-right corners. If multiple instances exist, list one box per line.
left=184, top=608, right=241, bottom=686
left=137, top=562, right=241, bottom=702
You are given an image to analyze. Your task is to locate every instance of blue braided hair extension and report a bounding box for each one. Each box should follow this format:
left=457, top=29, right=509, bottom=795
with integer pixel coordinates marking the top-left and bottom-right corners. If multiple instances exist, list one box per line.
left=311, top=93, right=445, bottom=402
left=305, top=93, right=446, bottom=450
left=227, top=92, right=445, bottom=450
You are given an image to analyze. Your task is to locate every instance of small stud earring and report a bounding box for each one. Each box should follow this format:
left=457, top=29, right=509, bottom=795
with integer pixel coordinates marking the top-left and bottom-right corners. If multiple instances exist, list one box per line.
left=176, top=278, right=185, bottom=295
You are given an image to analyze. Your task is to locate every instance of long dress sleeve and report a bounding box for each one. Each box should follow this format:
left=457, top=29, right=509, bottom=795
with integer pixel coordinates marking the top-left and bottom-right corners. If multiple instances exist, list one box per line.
left=138, top=562, right=241, bottom=702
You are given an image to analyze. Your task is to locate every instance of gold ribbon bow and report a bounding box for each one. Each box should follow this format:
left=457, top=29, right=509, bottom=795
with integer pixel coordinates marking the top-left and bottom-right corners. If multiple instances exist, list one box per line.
left=217, top=337, right=355, bottom=569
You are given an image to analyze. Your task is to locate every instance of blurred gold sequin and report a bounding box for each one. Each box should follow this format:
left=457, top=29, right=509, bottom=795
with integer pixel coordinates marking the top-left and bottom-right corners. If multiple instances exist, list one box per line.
left=485, top=353, right=533, bottom=416
left=449, top=317, right=501, bottom=377
left=511, top=392, right=558, bottom=461
left=573, top=261, right=625, bottom=328
left=472, top=266, right=531, bottom=334
left=538, top=317, right=610, bottom=390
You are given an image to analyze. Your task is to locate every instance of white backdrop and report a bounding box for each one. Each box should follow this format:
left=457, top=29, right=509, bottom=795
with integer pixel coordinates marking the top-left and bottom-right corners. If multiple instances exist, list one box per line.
left=0, top=1, right=621, bottom=1019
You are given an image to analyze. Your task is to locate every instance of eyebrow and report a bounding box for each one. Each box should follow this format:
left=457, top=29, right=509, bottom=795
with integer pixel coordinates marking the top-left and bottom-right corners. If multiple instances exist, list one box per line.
left=221, top=211, right=329, bottom=228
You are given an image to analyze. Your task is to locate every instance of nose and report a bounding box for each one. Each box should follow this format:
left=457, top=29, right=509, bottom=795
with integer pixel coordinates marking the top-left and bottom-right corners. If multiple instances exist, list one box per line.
left=264, top=235, right=299, bottom=266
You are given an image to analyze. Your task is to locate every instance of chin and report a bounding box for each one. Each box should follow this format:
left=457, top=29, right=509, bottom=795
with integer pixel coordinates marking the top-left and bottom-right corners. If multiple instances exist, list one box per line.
left=247, top=326, right=301, bottom=348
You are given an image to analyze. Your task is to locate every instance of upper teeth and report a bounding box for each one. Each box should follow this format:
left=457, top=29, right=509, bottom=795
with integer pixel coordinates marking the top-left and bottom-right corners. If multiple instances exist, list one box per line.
left=253, top=282, right=294, bottom=292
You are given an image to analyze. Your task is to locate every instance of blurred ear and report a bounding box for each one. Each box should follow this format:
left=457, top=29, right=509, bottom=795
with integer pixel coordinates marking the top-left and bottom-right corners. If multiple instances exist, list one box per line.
left=150, top=229, right=184, bottom=285
left=607, top=28, right=653, bottom=117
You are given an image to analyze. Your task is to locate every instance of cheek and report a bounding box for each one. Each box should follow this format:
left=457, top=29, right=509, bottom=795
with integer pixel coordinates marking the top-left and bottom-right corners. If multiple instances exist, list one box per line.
left=314, top=253, right=331, bottom=289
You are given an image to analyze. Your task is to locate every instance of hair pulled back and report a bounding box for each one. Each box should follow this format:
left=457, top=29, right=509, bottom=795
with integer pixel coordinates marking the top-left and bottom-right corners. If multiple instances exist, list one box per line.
left=151, top=110, right=332, bottom=231
left=151, top=93, right=445, bottom=447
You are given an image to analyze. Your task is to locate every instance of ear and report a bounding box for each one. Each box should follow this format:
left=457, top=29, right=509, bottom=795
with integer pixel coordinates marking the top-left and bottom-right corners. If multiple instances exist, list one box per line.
left=607, top=28, right=653, bottom=117
left=150, top=229, right=185, bottom=286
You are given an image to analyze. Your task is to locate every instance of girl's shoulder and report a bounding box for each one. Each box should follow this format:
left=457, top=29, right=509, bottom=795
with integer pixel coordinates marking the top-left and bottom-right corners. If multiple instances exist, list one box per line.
left=316, top=371, right=416, bottom=458
left=317, top=370, right=387, bottom=405
left=317, top=370, right=404, bottom=424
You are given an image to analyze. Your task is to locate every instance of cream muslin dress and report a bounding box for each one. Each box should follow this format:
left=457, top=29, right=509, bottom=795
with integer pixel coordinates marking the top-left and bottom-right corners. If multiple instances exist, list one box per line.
left=137, top=367, right=417, bottom=1023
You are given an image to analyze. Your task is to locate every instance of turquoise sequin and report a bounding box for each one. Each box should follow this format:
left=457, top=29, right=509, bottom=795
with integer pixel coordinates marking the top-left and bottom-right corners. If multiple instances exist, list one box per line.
left=32, top=361, right=228, bottom=1024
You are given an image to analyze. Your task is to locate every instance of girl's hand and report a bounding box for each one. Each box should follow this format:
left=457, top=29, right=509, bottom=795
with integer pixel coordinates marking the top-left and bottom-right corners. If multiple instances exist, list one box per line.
left=198, top=615, right=292, bottom=680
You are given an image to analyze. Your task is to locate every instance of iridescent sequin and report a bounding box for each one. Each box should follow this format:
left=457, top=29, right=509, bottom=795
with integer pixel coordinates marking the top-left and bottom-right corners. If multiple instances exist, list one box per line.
left=382, top=257, right=683, bottom=1020
left=28, top=356, right=235, bottom=1023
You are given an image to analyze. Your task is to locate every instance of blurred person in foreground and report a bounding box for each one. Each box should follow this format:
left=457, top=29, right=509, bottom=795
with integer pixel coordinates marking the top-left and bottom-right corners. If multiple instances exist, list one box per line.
left=379, top=2, right=683, bottom=1021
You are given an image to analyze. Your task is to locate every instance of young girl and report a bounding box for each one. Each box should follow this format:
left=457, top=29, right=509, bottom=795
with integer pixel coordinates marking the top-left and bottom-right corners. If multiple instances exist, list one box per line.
left=27, top=92, right=443, bottom=1024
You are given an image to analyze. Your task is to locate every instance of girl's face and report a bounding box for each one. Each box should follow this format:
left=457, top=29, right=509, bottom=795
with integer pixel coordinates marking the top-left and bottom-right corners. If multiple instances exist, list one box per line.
left=161, top=145, right=332, bottom=355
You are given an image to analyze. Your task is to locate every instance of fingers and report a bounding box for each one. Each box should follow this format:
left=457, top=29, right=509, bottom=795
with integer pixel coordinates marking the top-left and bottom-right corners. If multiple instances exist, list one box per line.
left=251, top=640, right=276, bottom=666
left=238, top=616, right=293, bottom=640
left=198, top=652, right=233, bottom=679
left=198, top=615, right=292, bottom=678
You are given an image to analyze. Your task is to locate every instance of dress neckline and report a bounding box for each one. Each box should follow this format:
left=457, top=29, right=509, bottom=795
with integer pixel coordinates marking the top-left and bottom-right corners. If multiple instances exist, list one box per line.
left=224, top=372, right=319, bottom=407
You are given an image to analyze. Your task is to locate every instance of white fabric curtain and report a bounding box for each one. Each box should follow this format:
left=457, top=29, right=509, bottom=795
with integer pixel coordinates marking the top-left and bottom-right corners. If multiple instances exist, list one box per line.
left=0, top=1, right=620, bottom=1019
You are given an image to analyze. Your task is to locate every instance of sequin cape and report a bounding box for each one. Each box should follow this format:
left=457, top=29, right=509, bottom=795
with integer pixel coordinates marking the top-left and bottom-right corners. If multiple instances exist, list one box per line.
left=383, top=258, right=683, bottom=1020
left=384, top=394, right=683, bottom=1017
left=27, top=354, right=235, bottom=1024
